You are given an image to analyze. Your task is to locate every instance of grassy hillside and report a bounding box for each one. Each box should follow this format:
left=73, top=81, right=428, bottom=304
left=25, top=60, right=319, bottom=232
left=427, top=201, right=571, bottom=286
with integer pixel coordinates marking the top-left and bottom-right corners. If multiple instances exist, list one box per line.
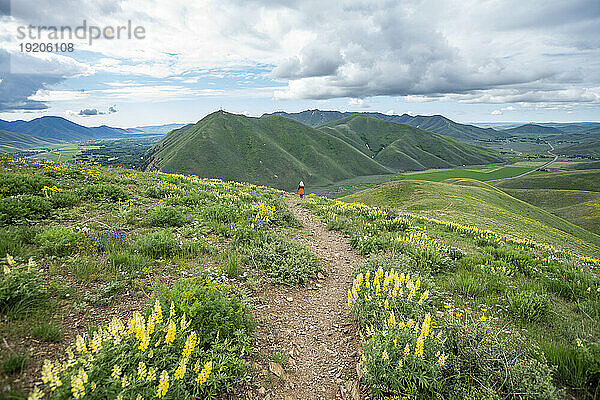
left=557, top=141, right=600, bottom=157
left=0, top=155, right=321, bottom=399
left=341, top=179, right=600, bottom=256
left=0, top=130, right=60, bottom=152
left=503, top=188, right=600, bottom=235
left=495, top=170, right=600, bottom=192
left=319, top=115, right=502, bottom=170
left=144, top=111, right=392, bottom=191
left=396, top=165, right=534, bottom=182
left=304, top=194, right=600, bottom=399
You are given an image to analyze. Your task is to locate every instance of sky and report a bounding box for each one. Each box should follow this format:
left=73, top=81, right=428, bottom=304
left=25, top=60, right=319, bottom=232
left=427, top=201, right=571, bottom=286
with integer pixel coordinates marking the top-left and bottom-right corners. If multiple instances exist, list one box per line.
left=0, top=0, right=599, bottom=128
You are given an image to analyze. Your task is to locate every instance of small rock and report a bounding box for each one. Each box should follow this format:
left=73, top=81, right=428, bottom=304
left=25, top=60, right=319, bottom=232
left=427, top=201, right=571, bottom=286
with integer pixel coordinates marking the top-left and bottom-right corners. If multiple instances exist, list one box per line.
left=269, top=361, right=285, bottom=378
left=286, top=297, right=294, bottom=302
left=258, top=387, right=266, bottom=395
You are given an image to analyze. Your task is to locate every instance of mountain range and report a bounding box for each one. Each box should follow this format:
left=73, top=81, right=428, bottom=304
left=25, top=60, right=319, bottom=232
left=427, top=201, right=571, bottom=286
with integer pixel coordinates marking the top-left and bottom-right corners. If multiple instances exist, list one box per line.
left=0, top=117, right=184, bottom=151
left=142, top=111, right=502, bottom=190
left=262, top=109, right=509, bottom=142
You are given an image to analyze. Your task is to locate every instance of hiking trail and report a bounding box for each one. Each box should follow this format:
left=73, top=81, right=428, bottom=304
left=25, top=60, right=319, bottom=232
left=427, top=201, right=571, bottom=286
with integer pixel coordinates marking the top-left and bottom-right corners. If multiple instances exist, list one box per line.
left=241, top=197, right=365, bottom=400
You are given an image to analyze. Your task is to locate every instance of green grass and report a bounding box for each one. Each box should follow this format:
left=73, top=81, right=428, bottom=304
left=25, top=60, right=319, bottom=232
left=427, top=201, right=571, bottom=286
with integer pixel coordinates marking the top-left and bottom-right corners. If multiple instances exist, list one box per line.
left=395, top=165, right=534, bottom=182
left=502, top=189, right=600, bottom=235
left=495, top=169, right=600, bottom=192
left=341, top=179, right=600, bottom=257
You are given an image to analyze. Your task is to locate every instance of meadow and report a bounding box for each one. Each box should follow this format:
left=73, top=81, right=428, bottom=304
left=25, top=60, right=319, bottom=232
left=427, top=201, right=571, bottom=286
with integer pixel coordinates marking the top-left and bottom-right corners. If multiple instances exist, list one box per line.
left=0, top=156, right=319, bottom=399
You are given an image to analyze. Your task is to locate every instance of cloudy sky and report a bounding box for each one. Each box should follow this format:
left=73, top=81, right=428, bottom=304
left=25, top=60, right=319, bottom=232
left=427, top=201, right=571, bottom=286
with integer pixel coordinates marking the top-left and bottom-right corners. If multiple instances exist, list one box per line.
left=0, top=0, right=599, bottom=127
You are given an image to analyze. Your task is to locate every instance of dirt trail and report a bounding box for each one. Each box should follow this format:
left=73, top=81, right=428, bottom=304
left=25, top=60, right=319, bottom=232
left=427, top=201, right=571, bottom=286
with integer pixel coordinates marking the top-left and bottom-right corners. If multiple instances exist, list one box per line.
left=244, top=197, right=365, bottom=400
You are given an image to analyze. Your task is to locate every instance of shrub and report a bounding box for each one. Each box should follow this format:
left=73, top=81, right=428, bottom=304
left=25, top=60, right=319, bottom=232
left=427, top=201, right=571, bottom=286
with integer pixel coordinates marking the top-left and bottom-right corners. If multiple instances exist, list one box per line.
left=36, top=226, right=85, bottom=256
left=0, top=257, right=46, bottom=316
left=147, top=207, right=190, bottom=227
left=443, top=319, right=559, bottom=400
left=0, top=173, right=53, bottom=197
left=1, top=351, right=29, bottom=374
left=0, top=195, right=51, bottom=223
left=271, top=201, right=301, bottom=228
left=135, top=229, right=178, bottom=259
left=349, top=258, right=446, bottom=399
left=32, top=321, right=63, bottom=343
left=47, top=190, right=80, bottom=208
left=83, top=184, right=127, bottom=201
left=152, top=278, right=254, bottom=350
left=507, top=289, right=551, bottom=322
left=246, top=236, right=321, bottom=286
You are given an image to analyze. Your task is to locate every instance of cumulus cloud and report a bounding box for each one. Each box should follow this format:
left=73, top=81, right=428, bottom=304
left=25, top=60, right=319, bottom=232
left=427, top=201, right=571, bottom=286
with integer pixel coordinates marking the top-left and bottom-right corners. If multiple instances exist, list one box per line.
left=491, top=110, right=503, bottom=115
left=108, top=105, right=117, bottom=113
left=79, top=108, right=102, bottom=115
left=1, top=0, right=599, bottom=111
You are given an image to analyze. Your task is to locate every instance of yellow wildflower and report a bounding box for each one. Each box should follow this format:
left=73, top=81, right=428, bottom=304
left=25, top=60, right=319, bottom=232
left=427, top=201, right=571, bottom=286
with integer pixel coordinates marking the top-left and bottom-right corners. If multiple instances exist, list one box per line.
left=195, top=361, right=212, bottom=385
left=438, top=353, right=449, bottom=366
left=75, top=335, right=87, bottom=353
left=27, top=387, right=44, bottom=400
left=138, top=362, right=147, bottom=379
left=479, top=316, right=487, bottom=322
left=70, top=375, right=85, bottom=399
left=182, top=332, right=198, bottom=358
left=41, top=360, right=62, bottom=391
left=146, top=367, right=157, bottom=382
left=382, top=349, right=389, bottom=361
left=156, top=370, right=169, bottom=398
left=90, top=331, right=102, bottom=353
left=165, top=320, right=176, bottom=344
left=169, top=301, right=175, bottom=318
left=152, top=300, right=163, bottom=324
left=6, top=254, right=16, bottom=266
left=174, top=357, right=188, bottom=381
left=111, top=365, right=122, bottom=379
left=404, top=343, right=410, bottom=356
left=415, top=335, right=424, bottom=357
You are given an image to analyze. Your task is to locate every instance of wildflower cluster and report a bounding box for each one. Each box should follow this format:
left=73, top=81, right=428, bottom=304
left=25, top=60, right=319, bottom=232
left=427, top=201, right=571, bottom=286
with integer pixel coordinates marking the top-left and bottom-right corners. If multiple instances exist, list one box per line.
left=350, top=265, right=448, bottom=398
left=31, top=300, right=213, bottom=400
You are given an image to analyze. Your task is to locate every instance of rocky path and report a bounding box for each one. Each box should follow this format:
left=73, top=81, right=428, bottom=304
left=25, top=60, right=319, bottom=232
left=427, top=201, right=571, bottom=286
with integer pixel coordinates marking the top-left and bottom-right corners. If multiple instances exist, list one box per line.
left=244, top=197, right=364, bottom=400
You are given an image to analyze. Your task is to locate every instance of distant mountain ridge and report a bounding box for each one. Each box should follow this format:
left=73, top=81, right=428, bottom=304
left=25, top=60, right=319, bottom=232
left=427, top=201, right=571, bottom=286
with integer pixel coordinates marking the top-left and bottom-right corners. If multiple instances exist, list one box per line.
left=143, top=111, right=503, bottom=190
left=0, top=116, right=131, bottom=142
left=262, top=109, right=509, bottom=142
left=0, top=117, right=181, bottom=152
left=502, top=124, right=565, bottom=136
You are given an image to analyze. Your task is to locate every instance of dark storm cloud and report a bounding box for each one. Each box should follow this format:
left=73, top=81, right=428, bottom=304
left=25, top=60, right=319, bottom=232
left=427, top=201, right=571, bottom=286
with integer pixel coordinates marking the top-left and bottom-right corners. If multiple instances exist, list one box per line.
left=0, top=71, right=61, bottom=111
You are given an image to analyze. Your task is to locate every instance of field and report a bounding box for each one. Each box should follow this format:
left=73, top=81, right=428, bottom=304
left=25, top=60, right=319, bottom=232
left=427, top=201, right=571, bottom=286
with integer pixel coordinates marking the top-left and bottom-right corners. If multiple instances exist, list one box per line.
left=396, top=165, right=538, bottom=182
left=494, top=170, right=600, bottom=192
left=341, top=179, right=600, bottom=257
left=1, top=156, right=599, bottom=399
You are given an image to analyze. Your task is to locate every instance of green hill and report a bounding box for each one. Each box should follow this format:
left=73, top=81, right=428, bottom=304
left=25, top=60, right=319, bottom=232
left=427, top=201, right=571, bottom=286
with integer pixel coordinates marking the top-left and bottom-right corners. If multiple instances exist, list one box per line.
left=0, top=130, right=60, bottom=152
left=501, top=188, right=600, bottom=235
left=319, top=115, right=503, bottom=170
left=144, top=112, right=504, bottom=190
left=341, top=179, right=600, bottom=256
left=143, top=111, right=392, bottom=190
left=494, top=170, right=600, bottom=192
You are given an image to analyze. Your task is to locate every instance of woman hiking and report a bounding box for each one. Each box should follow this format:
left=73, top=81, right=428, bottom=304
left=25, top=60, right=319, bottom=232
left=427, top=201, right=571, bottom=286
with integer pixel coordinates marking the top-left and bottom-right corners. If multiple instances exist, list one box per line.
left=298, top=181, right=305, bottom=199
